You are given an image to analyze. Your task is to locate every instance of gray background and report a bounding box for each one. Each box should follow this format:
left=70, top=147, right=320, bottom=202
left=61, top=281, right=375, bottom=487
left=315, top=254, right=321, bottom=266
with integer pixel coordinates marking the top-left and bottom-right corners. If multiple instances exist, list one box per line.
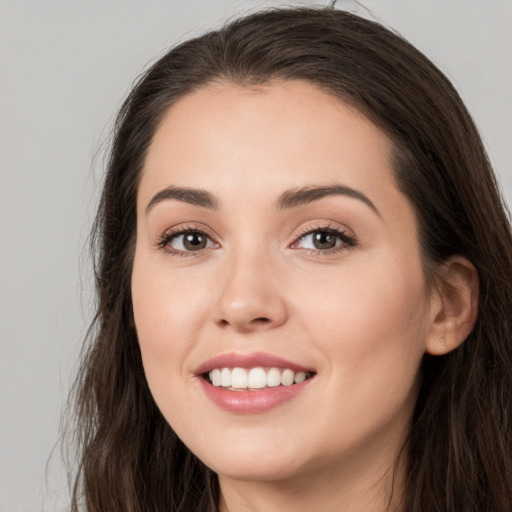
left=1, top=1, right=510, bottom=510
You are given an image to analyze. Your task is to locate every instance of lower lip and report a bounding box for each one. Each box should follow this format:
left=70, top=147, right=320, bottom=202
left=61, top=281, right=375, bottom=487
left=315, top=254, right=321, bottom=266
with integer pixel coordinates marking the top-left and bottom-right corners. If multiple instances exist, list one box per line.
left=198, top=377, right=314, bottom=413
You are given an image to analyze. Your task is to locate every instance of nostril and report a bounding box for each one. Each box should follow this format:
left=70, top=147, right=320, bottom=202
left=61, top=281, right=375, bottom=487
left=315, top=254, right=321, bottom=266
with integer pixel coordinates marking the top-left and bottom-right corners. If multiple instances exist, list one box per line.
left=217, top=316, right=271, bottom=329
left=252, top=317, right=271, bottom=324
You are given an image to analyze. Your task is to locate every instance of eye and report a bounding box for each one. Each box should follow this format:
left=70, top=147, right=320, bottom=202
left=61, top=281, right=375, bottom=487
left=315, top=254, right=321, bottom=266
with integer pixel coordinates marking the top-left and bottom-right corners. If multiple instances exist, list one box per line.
left=158, top=229, right=217, bottom=254
left=292, top=225, right=356, bottom=253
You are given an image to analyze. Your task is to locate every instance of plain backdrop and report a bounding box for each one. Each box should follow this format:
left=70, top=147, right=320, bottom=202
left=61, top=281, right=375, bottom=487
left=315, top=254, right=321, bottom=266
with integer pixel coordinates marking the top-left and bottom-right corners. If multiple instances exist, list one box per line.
left=1, top=1, right=511, bottom=510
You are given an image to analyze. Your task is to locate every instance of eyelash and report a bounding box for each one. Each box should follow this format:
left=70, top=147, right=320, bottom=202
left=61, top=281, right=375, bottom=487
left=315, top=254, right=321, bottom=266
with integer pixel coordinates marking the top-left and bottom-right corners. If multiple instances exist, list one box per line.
left=292, top=223, right=357, bottom=256
left=156, top=223, right=357, bottom=257
left=156, top=224, right=217, bottom=257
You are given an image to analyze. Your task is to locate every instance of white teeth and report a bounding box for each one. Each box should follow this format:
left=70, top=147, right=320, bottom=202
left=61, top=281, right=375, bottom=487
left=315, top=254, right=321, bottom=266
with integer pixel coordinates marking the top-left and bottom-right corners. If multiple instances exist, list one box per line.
left=266, top=367, right=281, bottom=387
left=211, top=368, right=221, bottom=387
left=231, top=367, right=248, bottom=388
left=294, top=371, right=306, bottom=384
left=281, top=369, right=294, bottom=386
left=248, top=367, right=266, bottom=389
left=221, top=368, right=231, bottom=387
left=207, top=366, right=312, bottom=389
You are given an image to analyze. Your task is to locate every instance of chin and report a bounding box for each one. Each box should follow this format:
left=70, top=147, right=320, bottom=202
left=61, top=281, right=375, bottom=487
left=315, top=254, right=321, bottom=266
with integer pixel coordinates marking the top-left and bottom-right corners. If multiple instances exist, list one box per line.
left=192, top=437, right=310, bottom=483
left=212, top=457, right=304, bottom=483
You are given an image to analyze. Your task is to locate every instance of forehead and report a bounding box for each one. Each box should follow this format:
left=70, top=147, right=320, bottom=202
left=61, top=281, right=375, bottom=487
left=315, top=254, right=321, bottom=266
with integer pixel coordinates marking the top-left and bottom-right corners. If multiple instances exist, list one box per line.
left=139, top=80, right=402, bottom=219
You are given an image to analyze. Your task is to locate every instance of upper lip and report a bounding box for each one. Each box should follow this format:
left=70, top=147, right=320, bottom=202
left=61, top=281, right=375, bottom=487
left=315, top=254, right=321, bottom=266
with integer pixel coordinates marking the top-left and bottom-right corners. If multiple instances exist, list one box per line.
left=194, top=352, right=315, bottom=376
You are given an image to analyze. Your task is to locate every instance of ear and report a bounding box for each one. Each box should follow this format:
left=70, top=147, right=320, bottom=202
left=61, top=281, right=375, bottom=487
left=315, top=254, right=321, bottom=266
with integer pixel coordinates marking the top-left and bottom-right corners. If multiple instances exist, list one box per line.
left=425, top=255, right=479, bottom=356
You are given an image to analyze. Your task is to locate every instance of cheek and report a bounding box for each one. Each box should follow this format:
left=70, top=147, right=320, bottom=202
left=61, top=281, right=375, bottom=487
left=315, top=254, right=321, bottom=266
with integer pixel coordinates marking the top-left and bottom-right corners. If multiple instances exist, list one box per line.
left=286, top=261, right=428, bottom=454
left=298, top=256, right=426, bottom=326
left=131, top=255, right=217, bottom=427
left=292, top=255, right=429, bottom=390
left=131, top=253, right=209, bottom=380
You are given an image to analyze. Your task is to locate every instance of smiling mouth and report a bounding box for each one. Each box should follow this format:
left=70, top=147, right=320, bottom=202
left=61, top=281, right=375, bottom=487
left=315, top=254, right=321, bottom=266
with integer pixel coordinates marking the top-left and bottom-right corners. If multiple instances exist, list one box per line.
left=204, top=367, right=316, bottom=391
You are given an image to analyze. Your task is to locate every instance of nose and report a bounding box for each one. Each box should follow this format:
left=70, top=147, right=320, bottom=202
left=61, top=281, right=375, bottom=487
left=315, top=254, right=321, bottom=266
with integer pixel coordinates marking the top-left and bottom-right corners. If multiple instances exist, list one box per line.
left=214, top=252, right=288, bottom=333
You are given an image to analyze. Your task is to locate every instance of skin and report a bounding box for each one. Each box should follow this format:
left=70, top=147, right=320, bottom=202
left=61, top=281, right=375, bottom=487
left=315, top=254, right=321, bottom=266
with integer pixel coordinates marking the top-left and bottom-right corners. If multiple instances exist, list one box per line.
left=131, top=81, right=474, bottom=512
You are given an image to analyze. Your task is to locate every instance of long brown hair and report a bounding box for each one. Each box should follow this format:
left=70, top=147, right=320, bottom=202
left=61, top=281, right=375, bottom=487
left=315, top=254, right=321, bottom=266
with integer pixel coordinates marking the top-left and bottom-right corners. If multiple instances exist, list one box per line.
left=69, top=6, right=512, bottom=511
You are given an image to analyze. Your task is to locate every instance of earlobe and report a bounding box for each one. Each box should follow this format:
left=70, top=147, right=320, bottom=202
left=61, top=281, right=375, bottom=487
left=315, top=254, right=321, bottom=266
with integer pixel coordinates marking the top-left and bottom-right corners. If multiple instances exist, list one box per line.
left=425, top=256, right=479, bottom=356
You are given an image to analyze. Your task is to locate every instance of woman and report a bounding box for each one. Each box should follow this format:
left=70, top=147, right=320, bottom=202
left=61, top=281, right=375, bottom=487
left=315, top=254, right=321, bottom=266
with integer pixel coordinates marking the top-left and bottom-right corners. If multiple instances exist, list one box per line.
left=69, top=6, right=512, bottom=511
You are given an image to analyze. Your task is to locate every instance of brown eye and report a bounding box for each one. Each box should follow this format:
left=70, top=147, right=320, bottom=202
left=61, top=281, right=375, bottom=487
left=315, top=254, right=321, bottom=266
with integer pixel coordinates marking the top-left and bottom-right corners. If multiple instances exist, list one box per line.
left=163, top=230, right=215, bottom=253
left=293, top=227, right=356, bottom=253
left=183, top=232, right=207, bottom=250
left=312, top=231, right=337, bottom=250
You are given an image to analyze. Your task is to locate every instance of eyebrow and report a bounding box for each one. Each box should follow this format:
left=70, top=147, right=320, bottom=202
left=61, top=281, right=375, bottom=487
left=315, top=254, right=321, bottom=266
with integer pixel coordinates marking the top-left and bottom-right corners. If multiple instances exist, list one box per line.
left=145, top=185, right=219, bottom=215
left=145, top=183, right=380, bottom=216
left=277, top=184, right=380, bottom=216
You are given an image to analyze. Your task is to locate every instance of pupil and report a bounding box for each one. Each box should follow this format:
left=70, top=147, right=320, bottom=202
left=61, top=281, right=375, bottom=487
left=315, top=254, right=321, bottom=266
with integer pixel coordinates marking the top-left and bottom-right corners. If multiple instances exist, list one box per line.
left=184, top=233, right=206, bottom=250
left=313, top=232, right=336, bottom=249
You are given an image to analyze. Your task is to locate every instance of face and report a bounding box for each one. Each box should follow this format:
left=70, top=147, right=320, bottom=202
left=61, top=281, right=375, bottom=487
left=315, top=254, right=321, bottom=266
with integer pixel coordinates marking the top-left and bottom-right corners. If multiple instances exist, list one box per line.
left=132, top=81, right=435, bottom=486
